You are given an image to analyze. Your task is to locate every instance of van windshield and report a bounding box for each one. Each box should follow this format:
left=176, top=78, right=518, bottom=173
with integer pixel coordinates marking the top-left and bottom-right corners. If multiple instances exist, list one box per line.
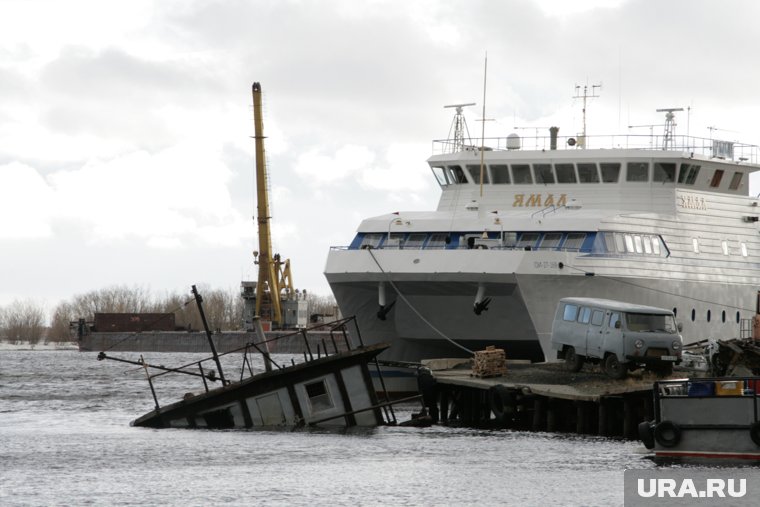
left=625, top=313, right=677, bottom=333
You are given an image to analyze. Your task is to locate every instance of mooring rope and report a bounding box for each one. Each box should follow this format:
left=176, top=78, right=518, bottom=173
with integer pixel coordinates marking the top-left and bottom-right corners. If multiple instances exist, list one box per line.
left=367, top=247, right=474, bottom=355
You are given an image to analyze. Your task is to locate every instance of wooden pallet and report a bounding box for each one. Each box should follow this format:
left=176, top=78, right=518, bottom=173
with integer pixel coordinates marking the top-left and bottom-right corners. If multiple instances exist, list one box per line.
left=472, top=346, right=507, bottom=378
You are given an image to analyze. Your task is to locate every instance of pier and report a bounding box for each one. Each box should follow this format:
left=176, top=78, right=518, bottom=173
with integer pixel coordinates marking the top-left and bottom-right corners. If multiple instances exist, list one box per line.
left=419, top=360, right=656, bottom=439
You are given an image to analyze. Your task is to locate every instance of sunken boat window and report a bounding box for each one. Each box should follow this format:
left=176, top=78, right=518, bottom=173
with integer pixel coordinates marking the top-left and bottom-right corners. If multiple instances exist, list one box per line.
left=653, top=162, right=676, bottom=182
left=729, top=171, right=743, bottom=190
left=467, top=164, right=489, bottom=184
left=403, top=233, right=427, bottom=250
left=360, top=233, right=384, bottom=249
left=533, top=164, right=555, bottom=184
left=577, top=163, right=600, bottom=183
left=710, top=169, right=724, bottom=188
left=448, top=165, right=468, bottom=184
left=431, top=166, right=450, bottom=187
left=511, top=164, right=533, bottom=184
left=305, top=380, right=334, bottom=413
left=554, top=163, right=577, bottom=183
left=600, top=163, right=621, bottom=183
left=626, top=162, right=649, bottom=182
left=540, top=232, right=563, bottom=249
left=490, top=164, right=511, bottom=184
left=564, top=233, right=586, bottom=251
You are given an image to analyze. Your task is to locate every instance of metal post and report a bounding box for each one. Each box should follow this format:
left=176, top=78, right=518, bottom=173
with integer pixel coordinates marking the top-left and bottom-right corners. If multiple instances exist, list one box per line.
left=191, top=285, right=226, bottom=385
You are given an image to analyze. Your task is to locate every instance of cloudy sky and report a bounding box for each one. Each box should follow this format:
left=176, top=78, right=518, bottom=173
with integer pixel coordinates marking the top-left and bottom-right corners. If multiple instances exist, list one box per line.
left=2, top=0, right=759, bottom=313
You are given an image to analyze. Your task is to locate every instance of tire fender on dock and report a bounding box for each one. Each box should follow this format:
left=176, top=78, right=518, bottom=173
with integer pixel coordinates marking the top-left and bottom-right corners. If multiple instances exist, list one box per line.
left=749, top=421, right=760, bottom=446
left=638, top=421, right=655, bottom=449
left=653, top=420, right=681, bottom=448
left=489, top=385, right=515, bottom=425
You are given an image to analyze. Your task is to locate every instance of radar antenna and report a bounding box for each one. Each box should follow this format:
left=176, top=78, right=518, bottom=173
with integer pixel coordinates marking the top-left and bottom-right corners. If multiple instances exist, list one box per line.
left=444, top=102, right=476, bottom=153
left=656, top=107, right=684, bottom=150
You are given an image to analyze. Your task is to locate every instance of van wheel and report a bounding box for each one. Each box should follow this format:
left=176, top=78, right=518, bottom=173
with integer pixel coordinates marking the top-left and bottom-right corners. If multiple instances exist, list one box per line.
left=604, top=354, right=627, bottom=379
left=564, top=346, right=584, bottom=372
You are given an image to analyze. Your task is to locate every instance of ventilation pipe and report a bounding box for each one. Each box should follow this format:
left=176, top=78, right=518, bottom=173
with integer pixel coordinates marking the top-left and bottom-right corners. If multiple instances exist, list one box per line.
left=550, top=126, right=559, bottom=150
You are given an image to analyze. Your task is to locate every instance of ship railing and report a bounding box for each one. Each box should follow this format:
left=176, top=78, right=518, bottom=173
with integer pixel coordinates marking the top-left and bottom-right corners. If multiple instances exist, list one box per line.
left=432, top=134, right=759, bottom=163
left=331, top=244, right=588, bottom=253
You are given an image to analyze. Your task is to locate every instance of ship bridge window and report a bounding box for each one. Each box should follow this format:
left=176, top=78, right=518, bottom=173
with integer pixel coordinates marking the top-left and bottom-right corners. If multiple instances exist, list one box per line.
left=600, top=163, right=621, bottom=183
left=467, top=164, right=489, bottom=184
left=678, top=164, right=701, bottom=185
left=404, top=233, right=427, bottom=249
left=653, top=162, right=676, bottom=182
left=517, top=232, right=540, bottom=248
left=555, top=163, right=577, bottom=183
left=511, top=164, right=533, bottom=184
left=539, top=232, right=563, bottom=249
left=577, top=163, right=600, bottom=183
left=729, top=171, right=743, bottom=190
left=490, top=164, right=511, bottom=184
left=626, top=162, right=649, bottom=182
left=431, top=166, right=450, bottom=187
left=710, top=169, right=724, bottom=188
left=359, top=233, right=384, bottom=249
left=426, top=233, right=449, bottom=249
left=533, top=164, right=555, bottom=184
left=448, top=165, right=468, bottom=184
left=563, top=233, right=586, bottom=251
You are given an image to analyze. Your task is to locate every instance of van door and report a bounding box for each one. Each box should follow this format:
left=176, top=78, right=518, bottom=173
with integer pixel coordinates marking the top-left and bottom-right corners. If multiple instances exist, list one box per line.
left=586, top=308, right=605, bottom=358
left=603, top=311, right=623, bottom=356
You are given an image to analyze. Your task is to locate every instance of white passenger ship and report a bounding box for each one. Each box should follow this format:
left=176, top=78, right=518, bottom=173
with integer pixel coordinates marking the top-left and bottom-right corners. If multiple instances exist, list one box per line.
left=324, top=106, right=760, bottom=374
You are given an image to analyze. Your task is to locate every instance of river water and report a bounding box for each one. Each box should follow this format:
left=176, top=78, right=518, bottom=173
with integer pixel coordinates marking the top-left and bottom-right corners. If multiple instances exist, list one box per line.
left=0, top=347, right=677, bottom=506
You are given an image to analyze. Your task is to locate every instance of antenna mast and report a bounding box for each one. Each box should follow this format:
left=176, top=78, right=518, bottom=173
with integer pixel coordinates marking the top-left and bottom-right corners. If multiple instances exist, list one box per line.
left=656, top=107, right=684, bottom=150
left=573, top=82, right=601, bottom=148
left=444, top=102, right=476, bottom=153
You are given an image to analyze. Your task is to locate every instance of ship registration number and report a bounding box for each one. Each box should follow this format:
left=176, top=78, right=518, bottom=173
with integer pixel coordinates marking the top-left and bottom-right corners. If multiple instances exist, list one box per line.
left=533, top=261, right=559, bottom=269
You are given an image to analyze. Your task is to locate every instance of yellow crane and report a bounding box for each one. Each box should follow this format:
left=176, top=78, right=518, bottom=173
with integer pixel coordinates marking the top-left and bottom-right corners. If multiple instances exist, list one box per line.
left=251, top=82, right=296, bottom=327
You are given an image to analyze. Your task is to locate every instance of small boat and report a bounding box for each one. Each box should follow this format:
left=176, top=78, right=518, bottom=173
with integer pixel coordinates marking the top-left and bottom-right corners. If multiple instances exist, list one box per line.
left=638, top=376, right=760, bottom=460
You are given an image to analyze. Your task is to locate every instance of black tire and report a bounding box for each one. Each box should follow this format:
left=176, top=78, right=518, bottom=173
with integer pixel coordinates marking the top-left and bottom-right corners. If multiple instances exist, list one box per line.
left=489, top=385, right=514, bottom=426
left=750, top=422, right=760, bottom=447
left=564, top=346, right=584, bottom=373
left=604, top=354, right=627, bottom=379
left=654, top=420, right=681, bottom=448
left=638, top=421, right=655, bottom=449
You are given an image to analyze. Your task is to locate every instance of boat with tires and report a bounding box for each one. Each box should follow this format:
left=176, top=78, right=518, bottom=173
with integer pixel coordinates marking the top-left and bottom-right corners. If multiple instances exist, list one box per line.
left=324, top=98, right=760, bottom=393
left=639, top=376, right=760, bottom=460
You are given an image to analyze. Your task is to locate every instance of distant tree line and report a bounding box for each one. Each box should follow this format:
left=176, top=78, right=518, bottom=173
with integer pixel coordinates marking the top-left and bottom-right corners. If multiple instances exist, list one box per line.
left=0, top=285, right=338, bottom=343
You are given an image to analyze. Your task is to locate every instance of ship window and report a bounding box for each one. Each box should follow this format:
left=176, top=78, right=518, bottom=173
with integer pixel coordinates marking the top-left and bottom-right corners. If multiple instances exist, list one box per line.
left=692, top=238, right=699, bottom=253
left=511, top=164, right=532, bottom=184
left=707, top=310, right=711, bottom=322
left=653, top=162, right=676, bottom=182
left=721, top=240, right=729, bottom=255
left=426, top=233, right=449, bottom=249
left=404, top=233, right=427, bottom=249
left=626, top=162, right=649, bottom=182
left=729, top=171, right=743, bottom=190
left=678, top=163, right=701, bottom=185
left=555, top=163, right=577, bottom=183
left=600, top=163, right=621, bottom=183
left=737, top=311, right=741, bottom=323
left=643, top=236, right=652, bottom=254
left=614, top=233, right=625, bottom=253
left=591, top=310, right=604, bottom=326
left=448, top=165, right=468, bottom=184
left=578, top=307, right=592, bottom=324
left=490, top=164, right=511, bottom=184
left=304, top=380, right=334, bottom=413
left=710, top=169, right=724, bottom=188
left=564, top=233, right=586, bottom=251
left=577, top=163, right=599, bottom=183
left=385, top=233, right=404, bottom=248
left=603, top=233, right=616, bottom=252
left=563, top=304, right=578, bottom=321
left=517, top=232, right=540, bottom=248
left=633, top=235, right=643, bottom=253
left=467, top=164, right=489, bottom=184
left=360, top=233, right=384, bottom=249
left=431, top=166, right=450, bottom=187
left=533, top=164, right=555, bottom=184
left=722, top=310, right=726, bottom=323
left=652, top=236, right=662, bottom=255
left=741, top=242, right=748, bottom=257
left=624, top=234, right=635, bottom=253
left=691, top=309, right=695, bottom=322
left=540, top=232, right=563, bottom=249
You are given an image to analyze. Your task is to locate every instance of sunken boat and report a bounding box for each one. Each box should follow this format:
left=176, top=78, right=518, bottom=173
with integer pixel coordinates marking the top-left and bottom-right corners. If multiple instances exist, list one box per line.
left=98, top=286, right=418, bottom=429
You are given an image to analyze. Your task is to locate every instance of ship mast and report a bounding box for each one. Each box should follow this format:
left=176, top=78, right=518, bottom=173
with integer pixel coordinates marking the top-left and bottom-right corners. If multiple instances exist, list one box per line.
left=251, top=82, right=294, bottom=327
left=573, top=82, right=601, bottom=148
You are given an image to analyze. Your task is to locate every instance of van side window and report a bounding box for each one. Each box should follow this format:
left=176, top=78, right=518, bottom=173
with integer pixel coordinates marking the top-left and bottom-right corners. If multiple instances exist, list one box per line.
left=578, top=307, right=591, bottom=324
left=563, top=304, right=578, bottom=321
left=609, top=312, right=621, bottom=329
left=591, top=310, right=604, bottom=326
